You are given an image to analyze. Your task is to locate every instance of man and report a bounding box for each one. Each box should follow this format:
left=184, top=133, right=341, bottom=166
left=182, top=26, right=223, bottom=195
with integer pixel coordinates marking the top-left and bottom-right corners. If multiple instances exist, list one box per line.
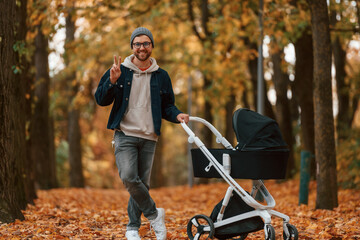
left=95, top=27, right=189, bottom=240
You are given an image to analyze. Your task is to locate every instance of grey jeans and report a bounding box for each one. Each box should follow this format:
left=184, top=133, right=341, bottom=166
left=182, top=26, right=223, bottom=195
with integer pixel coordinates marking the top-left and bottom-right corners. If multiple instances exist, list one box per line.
left=114, top=131, right=158, bottom=231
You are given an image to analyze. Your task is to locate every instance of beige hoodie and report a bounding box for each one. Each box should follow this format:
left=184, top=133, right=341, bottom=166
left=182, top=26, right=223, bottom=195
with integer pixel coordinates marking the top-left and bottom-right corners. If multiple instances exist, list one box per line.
left=120, top=54, right=159, bottom=141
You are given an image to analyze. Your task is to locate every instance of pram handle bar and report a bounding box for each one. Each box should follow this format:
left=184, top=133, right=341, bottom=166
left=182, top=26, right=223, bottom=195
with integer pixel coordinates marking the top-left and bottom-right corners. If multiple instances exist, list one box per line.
left=182, top=117, right=234, bottom=150
left=180, top=117, right=276, bottom=210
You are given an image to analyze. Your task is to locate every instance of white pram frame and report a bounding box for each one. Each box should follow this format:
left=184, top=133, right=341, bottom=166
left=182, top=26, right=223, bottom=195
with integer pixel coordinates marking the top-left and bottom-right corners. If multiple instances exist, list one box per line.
left=181, top=116, right=298, bottom=240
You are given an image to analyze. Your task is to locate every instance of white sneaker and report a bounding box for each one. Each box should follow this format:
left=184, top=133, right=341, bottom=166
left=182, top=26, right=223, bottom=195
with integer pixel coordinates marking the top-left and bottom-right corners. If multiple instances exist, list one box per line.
left=149, top=208, right=167, bottom=240
left=125, top=230, right=141, bottom=240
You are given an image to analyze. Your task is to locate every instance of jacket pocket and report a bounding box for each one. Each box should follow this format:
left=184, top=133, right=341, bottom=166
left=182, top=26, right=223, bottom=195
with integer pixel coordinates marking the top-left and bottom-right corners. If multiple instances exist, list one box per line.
left=115, top=75, right=126, bottom=97
left=160, top=89, right=170, bottom=104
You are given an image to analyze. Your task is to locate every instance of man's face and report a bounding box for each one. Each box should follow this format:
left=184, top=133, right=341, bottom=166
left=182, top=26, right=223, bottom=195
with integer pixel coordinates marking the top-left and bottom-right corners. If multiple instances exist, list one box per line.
left=132, top=35, right=153, bottom=62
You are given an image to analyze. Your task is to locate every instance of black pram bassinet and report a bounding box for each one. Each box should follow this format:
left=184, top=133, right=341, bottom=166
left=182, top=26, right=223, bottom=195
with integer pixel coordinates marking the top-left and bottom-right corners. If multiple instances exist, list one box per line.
left=191, top=108, right=289, bottom=179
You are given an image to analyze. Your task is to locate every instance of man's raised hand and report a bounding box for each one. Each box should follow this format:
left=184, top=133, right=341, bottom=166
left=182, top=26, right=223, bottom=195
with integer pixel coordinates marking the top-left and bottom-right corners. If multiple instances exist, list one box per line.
left=110, top=55, right=121, bottom=84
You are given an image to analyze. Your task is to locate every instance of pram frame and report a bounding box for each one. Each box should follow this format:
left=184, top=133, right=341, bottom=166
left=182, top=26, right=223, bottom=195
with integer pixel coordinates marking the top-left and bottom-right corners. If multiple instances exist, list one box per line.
left=181, top=116, right=293, bottom=239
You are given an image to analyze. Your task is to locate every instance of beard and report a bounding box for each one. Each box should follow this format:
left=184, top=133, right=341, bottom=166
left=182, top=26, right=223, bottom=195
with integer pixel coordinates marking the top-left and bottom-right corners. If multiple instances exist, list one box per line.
left=134, top=50, right=151, bottom=62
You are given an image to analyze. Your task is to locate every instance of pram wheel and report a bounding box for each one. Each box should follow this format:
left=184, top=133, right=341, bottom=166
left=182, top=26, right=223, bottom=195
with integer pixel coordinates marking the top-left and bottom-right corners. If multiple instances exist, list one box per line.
left=187, top=214, right=215, bottom=239
left=265, top=225, right=275, bottom=240
left=283, top=224, right=298, bottom=240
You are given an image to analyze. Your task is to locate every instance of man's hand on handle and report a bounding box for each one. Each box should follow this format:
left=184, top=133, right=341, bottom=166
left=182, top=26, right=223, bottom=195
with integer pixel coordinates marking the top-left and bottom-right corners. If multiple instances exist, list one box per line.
left=177, top=113, right=189, bottom=124
left=110, top=55, right=121, bottom=84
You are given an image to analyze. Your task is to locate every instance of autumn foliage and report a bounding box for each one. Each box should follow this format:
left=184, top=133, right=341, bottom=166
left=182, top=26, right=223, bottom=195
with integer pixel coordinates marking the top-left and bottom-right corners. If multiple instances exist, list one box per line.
left=1, top=180, right=359, bottom=239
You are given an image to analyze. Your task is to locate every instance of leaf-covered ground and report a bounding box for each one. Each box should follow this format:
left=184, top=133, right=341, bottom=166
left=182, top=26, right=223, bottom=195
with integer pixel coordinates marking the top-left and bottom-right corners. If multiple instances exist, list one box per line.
left=1, top=180, right=359, bottom=239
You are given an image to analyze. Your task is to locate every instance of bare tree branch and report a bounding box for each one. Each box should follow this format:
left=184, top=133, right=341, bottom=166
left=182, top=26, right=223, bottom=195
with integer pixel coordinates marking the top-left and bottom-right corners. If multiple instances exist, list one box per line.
left=329, top=26, right=360, bottom=32
left=356, top=0, right=360, bottom=29
left=201, top=0, right=210, bottom=37
left=187, top=0, right=204, bottom=42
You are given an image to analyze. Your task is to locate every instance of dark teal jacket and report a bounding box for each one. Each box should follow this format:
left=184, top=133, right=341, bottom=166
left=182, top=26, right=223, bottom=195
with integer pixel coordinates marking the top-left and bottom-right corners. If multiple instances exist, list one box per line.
left=95, top=65, right=182, bottom=135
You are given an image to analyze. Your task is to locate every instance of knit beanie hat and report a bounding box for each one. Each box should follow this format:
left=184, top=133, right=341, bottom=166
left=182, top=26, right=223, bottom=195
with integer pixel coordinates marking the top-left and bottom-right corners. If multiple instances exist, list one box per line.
left=130, top=27, right=155, bottom=49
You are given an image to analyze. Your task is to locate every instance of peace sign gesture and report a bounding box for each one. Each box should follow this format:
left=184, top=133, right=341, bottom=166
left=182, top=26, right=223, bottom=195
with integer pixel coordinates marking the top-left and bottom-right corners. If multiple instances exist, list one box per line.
left=110, top=55, right=121, bottom=84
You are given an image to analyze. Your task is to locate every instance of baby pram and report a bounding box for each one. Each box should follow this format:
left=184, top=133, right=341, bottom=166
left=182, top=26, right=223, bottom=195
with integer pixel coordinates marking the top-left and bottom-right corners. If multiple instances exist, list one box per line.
left=180, top=108, right=298, bottom=240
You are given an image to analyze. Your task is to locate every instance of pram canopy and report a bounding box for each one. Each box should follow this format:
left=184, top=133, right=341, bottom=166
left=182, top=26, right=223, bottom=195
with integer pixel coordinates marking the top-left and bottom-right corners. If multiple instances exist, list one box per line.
left=233, top=108, right=288, bottom=151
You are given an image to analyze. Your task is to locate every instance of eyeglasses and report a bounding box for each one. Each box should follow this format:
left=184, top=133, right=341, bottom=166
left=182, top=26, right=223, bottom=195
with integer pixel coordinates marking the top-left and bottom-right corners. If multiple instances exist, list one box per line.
left=133, top=42, right=152, bottom=49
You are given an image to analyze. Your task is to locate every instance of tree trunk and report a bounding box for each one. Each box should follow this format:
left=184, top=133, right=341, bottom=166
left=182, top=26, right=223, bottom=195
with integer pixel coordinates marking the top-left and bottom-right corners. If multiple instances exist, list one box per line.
left=293, top=28, right=316, bottom=179
left=242, top=85, right=250, bottom=109
left=24, top=21, right=36, bottom=205
left=65, top=3, right=85, bottom=188
left=290, top=0, right=316, bottom=178
left=0, top=0, right=27, bottom=223
left=187, top=0, right=213, bottom=185
left=225, top=93, right=236, bottom=147
left=307, top=0, right=338, bottom=209
left=333, top=36, right=350, bottom=138
left=202, top=77, right=214, bottom=148
left=197, top=77, right=213, bottom=184
left=271, top=52, right=295, bottom=178
left=49, top=115, right=57, bottom=188
left=329, top=3, right=351, bottom=139
left=68, top=108, right=84, bottom=187
left=25, top=73, right=37, bottom=204
left=32, top=24, right=57, bottom=189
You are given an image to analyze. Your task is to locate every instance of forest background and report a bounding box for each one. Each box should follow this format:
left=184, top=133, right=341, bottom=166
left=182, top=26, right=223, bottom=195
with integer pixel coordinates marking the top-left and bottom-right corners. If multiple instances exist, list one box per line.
left=1, top=0, right=360, bottom=224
